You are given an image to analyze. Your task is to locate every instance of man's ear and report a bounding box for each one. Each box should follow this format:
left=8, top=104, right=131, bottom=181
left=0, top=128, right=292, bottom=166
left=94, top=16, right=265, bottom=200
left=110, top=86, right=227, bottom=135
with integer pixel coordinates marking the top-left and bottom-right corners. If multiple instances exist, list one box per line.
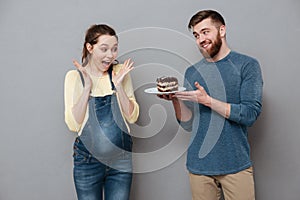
left=219, top=25, right=226, bottom=38
left=86, top=43, right=93, bottom=53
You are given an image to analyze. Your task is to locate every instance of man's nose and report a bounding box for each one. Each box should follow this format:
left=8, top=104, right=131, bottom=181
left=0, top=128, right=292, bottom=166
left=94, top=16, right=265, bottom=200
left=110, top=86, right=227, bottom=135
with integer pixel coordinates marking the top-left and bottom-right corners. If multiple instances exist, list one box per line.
left=198, top=34, right=205, bottom=45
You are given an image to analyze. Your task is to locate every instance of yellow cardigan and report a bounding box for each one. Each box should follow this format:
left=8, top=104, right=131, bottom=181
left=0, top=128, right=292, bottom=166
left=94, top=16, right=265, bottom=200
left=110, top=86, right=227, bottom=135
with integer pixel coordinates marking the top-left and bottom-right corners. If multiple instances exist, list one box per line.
left=64, top=64, right=139, bottom=135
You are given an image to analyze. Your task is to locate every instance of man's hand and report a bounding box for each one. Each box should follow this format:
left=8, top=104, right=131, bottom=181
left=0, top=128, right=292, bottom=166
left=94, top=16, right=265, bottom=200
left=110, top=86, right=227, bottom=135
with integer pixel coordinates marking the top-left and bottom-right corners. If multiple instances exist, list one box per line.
left=157, top=93, right=176, bottom=101
left=174, top=82, right=211, bottom=107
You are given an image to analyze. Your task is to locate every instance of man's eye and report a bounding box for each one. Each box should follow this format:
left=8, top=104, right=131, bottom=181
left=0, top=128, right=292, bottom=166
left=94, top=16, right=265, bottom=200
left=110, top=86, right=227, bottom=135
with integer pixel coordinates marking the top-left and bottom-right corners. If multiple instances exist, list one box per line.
left=194, top=34, right=199, bottom=39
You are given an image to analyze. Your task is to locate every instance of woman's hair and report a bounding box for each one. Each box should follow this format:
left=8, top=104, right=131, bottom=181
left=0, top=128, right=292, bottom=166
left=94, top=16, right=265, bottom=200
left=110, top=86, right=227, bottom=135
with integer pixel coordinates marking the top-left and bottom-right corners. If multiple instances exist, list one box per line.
left=82, top=24, right=118, bottom=66
left=188, top=10, right=225, bottom=30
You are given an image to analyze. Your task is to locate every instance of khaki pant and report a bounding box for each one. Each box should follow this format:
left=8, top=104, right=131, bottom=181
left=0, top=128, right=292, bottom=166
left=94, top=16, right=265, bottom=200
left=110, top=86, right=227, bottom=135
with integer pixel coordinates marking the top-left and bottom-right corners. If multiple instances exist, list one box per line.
left=189, top=167, right=255, bottom=200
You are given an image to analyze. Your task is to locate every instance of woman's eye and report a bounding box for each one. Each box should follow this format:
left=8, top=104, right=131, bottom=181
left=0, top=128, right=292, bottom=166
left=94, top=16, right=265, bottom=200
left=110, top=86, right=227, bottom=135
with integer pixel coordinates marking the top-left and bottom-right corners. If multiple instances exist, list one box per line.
left=101, top=48, right=108, bottom=52
left=112, top=47, right=118, bottom=52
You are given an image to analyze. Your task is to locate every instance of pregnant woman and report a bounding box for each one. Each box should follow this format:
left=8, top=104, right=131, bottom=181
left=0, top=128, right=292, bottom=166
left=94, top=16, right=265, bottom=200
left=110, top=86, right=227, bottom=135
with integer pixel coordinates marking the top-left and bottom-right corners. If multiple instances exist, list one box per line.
left=64, top=24, right=139, bottom=200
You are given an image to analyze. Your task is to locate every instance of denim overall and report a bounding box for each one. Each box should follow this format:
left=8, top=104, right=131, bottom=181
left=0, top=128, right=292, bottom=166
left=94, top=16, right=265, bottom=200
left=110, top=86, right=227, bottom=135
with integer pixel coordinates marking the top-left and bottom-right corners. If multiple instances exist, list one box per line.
left=73, top=67, right=133, bottom=200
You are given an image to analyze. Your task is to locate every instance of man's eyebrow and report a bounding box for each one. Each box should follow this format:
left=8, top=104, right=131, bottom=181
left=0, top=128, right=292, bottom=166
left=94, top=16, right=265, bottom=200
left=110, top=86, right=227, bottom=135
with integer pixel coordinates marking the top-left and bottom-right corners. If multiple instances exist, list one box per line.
left=200, top=27, right=210, bottom=32
left=194, top=27, right=210, bottom=34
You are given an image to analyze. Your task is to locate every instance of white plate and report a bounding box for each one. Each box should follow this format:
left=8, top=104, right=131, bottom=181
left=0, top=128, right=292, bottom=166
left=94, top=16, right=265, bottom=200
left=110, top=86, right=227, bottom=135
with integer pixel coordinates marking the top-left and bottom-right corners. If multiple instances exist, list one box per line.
left=144, top=86, right=186, bottom=94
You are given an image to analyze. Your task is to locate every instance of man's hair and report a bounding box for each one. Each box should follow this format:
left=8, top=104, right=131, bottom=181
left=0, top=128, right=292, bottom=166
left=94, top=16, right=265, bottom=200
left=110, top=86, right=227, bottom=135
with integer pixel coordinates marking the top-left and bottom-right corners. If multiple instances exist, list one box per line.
left=188, top=10, right=225, bottom=30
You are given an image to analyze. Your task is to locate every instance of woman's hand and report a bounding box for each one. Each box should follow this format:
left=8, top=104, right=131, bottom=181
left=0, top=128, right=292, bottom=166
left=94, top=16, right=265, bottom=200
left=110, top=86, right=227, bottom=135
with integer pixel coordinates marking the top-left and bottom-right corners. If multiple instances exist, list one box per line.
left=112, top=58, right=134, bottom=90
left=72, top=60, right=92, bottom=91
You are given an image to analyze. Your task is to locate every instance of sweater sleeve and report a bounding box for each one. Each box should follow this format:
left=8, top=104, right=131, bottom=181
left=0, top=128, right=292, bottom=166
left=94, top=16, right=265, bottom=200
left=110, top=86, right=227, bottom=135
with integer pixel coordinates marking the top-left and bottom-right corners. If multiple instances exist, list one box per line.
left=228, top=60, right=263, bottom=126
left=64, top=70, right=84, bottom=132
left=176, top=67, right=195, bottom=131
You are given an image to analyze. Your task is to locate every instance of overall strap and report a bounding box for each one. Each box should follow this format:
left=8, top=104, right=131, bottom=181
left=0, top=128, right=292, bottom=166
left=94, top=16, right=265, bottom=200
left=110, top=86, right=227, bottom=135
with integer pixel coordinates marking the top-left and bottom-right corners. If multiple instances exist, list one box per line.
left=108, top=66, right=116, bottom=91
left=77, top=69, right=85, bottom=87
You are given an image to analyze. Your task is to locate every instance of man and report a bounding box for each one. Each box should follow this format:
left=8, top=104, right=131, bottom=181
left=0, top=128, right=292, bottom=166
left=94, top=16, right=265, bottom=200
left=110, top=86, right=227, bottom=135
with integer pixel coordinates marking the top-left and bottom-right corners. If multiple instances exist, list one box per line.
left=159, top=10, right=263, bottom=200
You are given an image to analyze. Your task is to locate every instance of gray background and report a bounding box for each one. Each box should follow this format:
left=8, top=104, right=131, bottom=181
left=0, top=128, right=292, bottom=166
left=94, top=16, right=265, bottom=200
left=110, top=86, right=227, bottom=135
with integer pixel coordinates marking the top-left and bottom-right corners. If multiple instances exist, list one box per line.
left=0, top=0, right=299, bottom=199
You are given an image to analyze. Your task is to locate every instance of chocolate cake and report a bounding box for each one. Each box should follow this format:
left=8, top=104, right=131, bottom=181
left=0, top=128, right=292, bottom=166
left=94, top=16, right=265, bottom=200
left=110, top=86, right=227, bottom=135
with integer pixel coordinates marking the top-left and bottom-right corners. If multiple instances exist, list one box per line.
left=156, top=76, right=178, bottom=92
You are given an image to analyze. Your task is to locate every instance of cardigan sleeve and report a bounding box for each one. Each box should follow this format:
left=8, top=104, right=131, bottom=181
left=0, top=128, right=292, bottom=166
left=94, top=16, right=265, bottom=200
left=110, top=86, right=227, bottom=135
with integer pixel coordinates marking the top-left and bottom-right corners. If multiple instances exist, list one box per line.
left=114, top=64, right=139, bottom=123
left=64, top=70, right=85, bottom=132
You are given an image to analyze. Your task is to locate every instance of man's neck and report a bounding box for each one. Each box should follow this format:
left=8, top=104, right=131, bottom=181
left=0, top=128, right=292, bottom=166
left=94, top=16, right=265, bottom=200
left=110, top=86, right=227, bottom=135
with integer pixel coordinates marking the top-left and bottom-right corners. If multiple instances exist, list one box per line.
left=206, top=43, right=231, bottom=63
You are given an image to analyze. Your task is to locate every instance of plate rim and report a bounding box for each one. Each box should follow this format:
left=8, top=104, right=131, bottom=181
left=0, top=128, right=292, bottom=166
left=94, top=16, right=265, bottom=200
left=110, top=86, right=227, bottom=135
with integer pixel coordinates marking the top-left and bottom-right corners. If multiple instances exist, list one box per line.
left=144, top=86, right=186, bottom=94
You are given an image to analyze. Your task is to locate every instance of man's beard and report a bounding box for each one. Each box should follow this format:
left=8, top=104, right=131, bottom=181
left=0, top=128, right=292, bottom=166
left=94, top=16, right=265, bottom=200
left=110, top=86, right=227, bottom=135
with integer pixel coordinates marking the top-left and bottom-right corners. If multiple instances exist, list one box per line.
left=199, top=33, right=222, bottom=59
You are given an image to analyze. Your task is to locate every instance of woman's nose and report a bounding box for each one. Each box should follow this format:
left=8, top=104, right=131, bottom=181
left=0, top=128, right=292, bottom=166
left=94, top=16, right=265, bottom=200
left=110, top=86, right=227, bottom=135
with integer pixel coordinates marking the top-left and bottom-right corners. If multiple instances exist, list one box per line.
left=106, top=50, right=113, bottom=58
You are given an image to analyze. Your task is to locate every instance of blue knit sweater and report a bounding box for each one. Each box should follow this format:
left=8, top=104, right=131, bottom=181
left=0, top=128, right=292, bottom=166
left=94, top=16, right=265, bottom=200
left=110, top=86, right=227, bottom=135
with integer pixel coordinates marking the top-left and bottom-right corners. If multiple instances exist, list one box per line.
left=179, top=51, right=263, bottom=175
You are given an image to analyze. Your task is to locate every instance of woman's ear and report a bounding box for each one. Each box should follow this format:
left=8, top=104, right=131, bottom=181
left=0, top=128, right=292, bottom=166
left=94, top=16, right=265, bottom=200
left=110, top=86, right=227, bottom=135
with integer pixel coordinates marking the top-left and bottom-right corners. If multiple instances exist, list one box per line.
left=86, top=43, right=93, bottom=53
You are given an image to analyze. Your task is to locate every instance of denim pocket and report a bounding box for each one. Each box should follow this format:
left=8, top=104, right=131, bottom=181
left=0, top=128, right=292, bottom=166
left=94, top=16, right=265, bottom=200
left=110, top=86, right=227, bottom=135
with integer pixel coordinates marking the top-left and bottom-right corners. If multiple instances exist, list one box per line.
left=95, top=98, right=115, bottom=127
left=73, top=143, right=90, bottom=165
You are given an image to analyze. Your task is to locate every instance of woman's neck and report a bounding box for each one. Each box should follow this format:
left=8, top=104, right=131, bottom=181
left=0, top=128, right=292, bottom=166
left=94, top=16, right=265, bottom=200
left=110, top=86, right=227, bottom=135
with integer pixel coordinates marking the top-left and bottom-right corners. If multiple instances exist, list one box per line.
left=86, top=64, right=106, bottom=77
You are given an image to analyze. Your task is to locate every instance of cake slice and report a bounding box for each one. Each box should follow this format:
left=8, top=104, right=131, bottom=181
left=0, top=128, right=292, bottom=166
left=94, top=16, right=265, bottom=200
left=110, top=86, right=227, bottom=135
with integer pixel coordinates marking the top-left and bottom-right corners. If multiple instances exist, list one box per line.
left=156, top=76, right=178, bottom=92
